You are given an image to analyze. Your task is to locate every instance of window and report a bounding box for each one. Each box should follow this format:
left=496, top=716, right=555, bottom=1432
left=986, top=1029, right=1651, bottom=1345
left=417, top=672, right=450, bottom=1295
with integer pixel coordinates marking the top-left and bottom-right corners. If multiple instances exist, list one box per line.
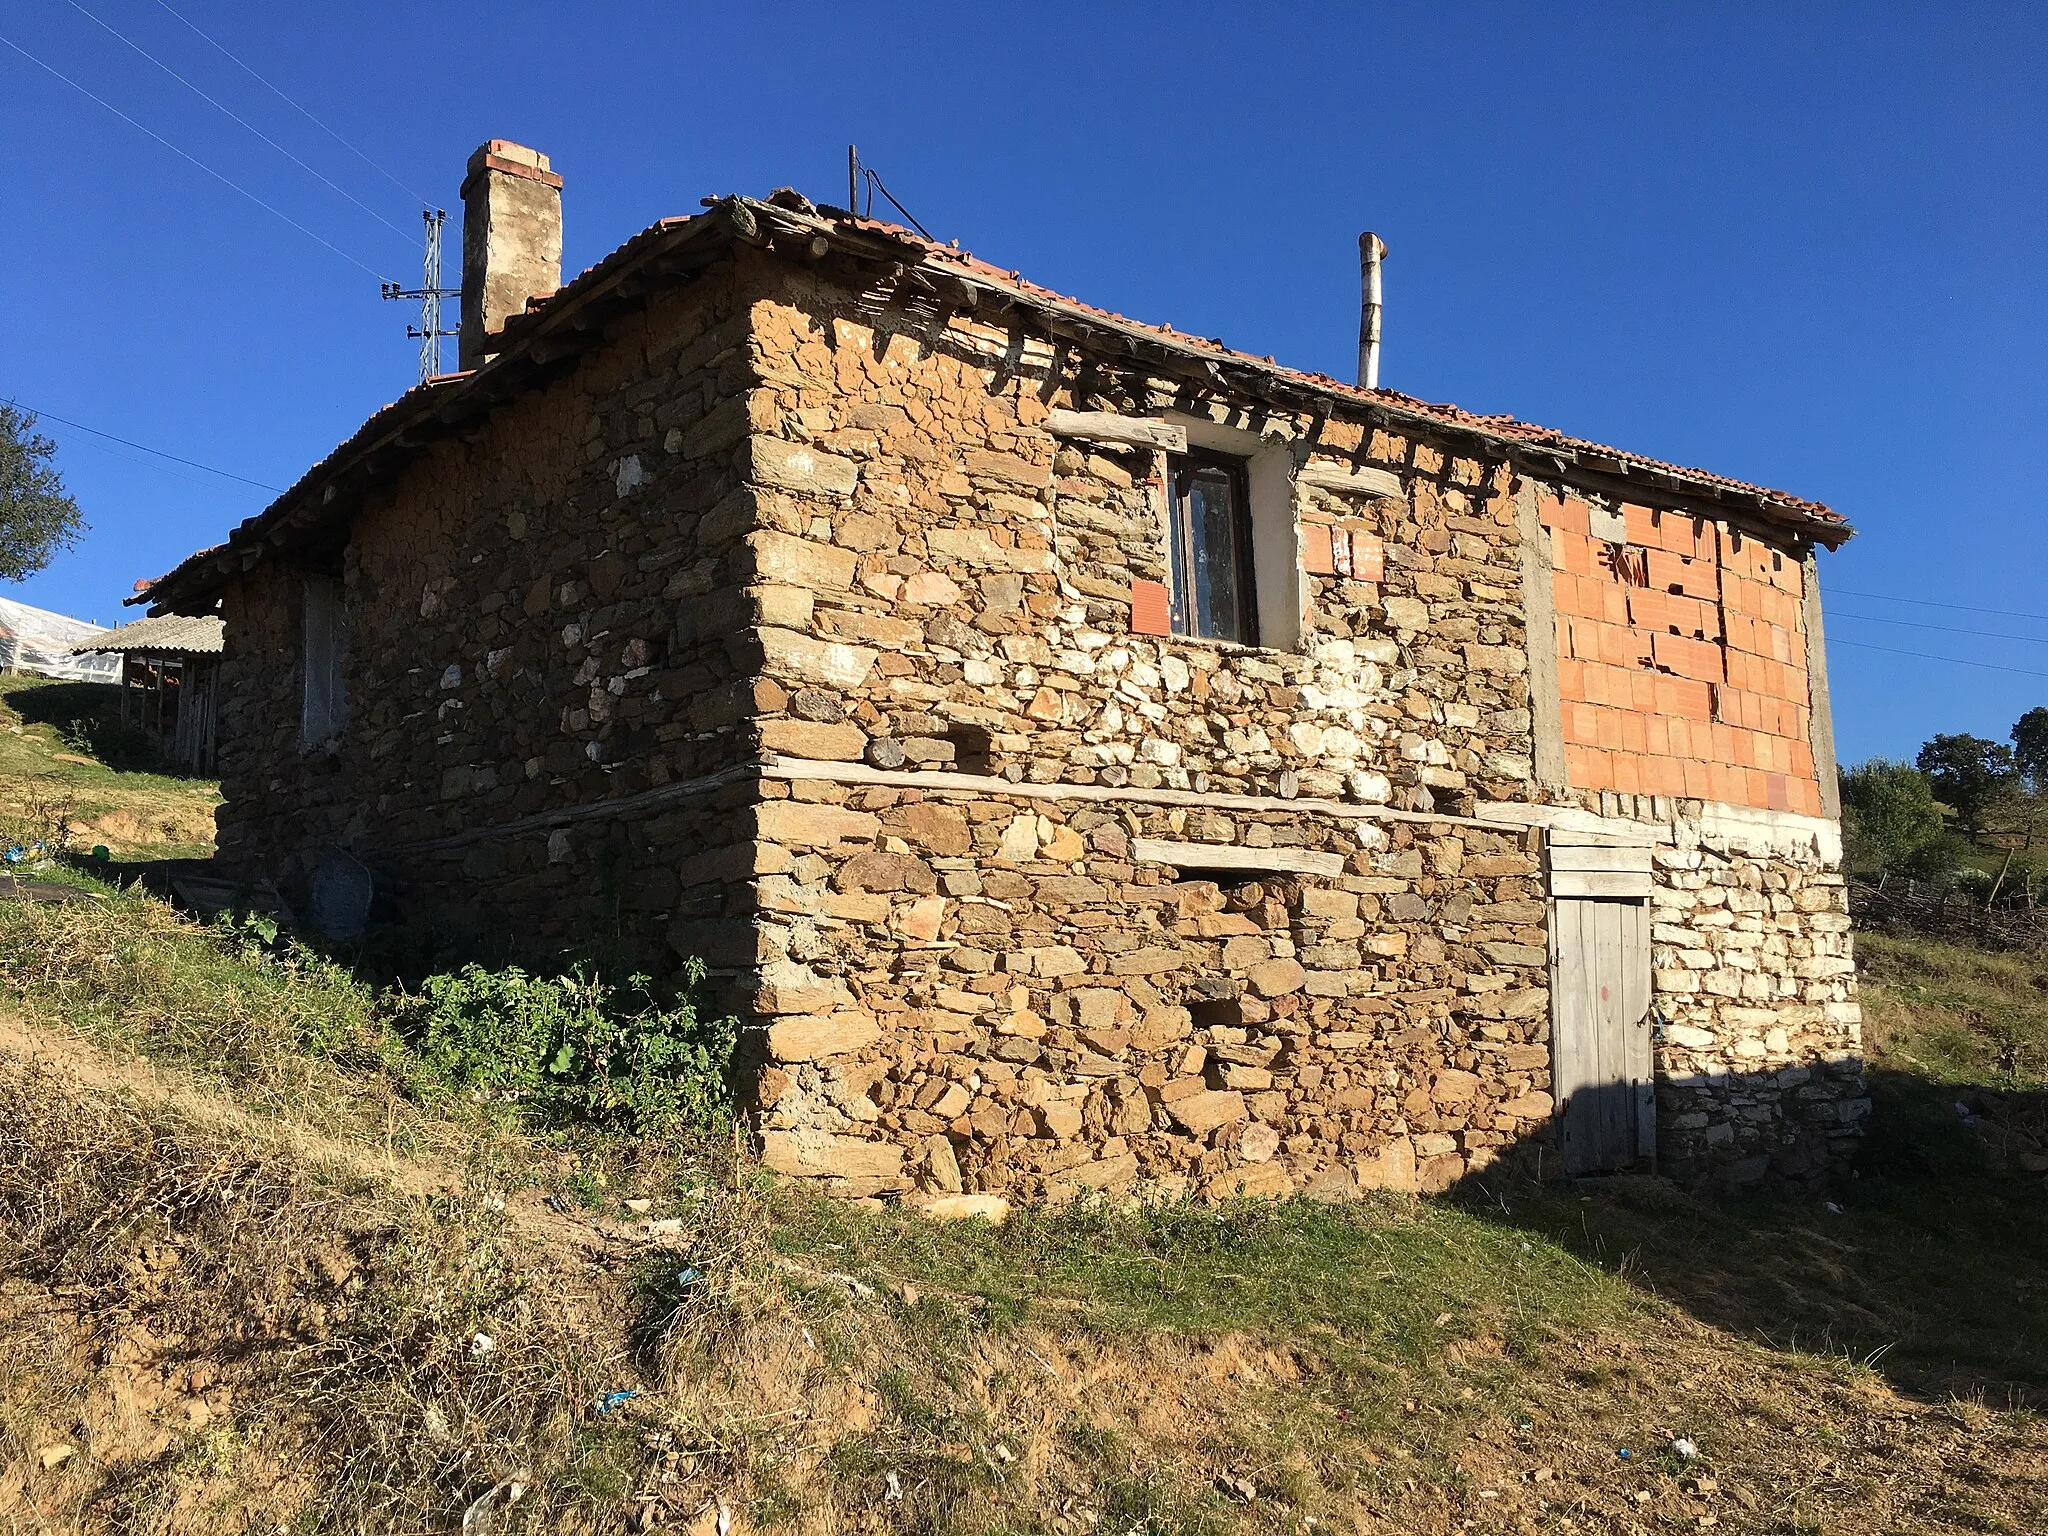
left=301, top=574, right=349, bottom=748
left=1167, top=450, right=1257, bottom=645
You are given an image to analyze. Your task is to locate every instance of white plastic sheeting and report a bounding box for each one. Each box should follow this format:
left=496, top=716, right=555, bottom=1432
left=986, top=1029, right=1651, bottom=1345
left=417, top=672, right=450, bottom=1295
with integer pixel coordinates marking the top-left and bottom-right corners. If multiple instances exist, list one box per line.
left=0, top=597, right=119, bottom=684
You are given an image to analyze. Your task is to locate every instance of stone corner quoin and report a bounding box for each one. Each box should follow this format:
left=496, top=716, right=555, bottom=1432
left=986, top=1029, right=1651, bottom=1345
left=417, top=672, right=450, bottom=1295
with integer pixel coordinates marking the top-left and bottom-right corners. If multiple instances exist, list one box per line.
left=187, top=218, right=1864, bottom=1208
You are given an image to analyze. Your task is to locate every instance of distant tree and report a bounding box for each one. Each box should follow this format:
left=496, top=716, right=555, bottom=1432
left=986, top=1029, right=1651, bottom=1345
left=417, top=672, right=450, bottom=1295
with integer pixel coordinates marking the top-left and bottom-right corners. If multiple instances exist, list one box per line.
left=0, top=403, right=86, bottom=581
left=1916, top=733, right=2016, bottom=838
left=2014, top=708, right=2048, bottom=795
left=1839, top=760, right=1946, bottom=874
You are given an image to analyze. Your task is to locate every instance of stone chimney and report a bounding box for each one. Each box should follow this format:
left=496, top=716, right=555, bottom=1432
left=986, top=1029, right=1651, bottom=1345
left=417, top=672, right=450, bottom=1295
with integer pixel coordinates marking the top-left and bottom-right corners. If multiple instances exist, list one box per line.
left=459, top=140, right=563, bottom=371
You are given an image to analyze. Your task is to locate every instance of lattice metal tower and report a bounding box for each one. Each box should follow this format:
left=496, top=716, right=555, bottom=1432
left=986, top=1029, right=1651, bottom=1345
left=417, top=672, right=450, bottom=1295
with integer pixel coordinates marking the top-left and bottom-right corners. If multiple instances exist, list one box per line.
left=381, top=209, right=461, bottom=383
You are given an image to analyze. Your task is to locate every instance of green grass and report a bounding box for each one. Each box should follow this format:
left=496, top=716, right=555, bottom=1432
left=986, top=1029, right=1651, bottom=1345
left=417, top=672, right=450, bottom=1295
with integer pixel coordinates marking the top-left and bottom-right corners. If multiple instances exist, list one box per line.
left=1859, top=931, right=2048, bottom=1087
left=0, top=701, right=2044, bottom=1530
left=0, top=673, right=220, bottom=858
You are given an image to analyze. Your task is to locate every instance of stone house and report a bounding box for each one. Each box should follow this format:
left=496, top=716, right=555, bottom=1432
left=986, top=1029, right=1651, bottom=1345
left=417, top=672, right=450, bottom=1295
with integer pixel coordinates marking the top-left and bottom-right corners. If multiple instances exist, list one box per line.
left=138, top=141, right=1865, bottom=1203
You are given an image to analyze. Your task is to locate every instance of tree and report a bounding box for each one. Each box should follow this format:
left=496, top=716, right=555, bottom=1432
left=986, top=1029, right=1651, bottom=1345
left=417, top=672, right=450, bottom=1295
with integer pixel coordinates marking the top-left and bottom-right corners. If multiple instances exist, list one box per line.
left=2014, top=708, right=2048, bottom=795
left=1839, top=760, right=1946, bottom=875
left=1915, top=733, right=2016, bottom=838
left=0, top=403, right=86, bottom=581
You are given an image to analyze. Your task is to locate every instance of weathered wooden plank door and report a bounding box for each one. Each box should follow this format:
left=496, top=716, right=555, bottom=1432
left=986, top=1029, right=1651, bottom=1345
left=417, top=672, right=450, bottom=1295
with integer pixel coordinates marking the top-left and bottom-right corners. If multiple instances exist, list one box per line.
left=1549, top=894, right=1654, bottom=1175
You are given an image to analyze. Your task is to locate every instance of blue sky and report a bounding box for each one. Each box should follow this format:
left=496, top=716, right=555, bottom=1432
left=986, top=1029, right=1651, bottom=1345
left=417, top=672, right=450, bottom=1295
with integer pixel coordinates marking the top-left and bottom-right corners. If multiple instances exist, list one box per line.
left=2, top=1, right=2042, bottom=765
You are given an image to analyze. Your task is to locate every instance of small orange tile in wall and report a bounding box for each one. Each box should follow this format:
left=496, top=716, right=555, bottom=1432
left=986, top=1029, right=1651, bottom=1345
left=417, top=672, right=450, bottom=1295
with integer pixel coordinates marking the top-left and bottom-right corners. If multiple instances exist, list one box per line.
left=1349, top=530, right=1385, bottom=583
left=1131, top=579, right=1171, bottom=636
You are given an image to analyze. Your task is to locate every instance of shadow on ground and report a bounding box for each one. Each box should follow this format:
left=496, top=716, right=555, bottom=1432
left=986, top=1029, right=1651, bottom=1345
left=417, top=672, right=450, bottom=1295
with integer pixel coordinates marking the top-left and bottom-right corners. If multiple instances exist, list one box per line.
left=1451, top=1066, right=2048, bottom=1410
left=2, top=677, right=189, bottom=776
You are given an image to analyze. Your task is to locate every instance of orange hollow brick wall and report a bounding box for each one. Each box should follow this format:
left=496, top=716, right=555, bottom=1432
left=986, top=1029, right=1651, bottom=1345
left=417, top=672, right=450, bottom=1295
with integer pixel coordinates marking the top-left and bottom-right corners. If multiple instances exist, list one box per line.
left=1540, top=493, right=1823, bottom=817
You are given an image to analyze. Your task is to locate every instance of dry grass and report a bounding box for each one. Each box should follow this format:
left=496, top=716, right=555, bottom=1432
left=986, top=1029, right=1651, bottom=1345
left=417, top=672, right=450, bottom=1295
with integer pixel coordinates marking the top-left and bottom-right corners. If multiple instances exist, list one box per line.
left=0, top=721, right=2043, bottom=1530
left=1, top=1017, right=2043, bottom=1535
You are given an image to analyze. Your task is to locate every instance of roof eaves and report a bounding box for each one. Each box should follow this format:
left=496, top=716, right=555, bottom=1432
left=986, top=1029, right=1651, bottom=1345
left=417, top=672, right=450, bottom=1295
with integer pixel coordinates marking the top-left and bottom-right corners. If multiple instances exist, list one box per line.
left=140, top=193, right=1848, bottom=613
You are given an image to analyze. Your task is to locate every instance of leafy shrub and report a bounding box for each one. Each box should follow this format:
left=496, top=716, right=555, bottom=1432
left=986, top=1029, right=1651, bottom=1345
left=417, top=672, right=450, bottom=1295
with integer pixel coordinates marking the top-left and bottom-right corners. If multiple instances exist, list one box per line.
left=60, top=713, right=162, bottom=771
left=1841, top=759, right=1946, bottom=875
left=390, top=958, right=736, bottom=1136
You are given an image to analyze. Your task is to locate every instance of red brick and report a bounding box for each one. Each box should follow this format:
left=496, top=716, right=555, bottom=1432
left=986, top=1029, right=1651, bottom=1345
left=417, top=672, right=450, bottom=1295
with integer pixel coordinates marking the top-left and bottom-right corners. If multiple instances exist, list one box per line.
left=1347, top=530, right=1385, bottom=583
left=1626, top=588, right=1669, bottom=632
left=1568, top=744, right=1613, bottom=791
left=1652, top=631, right=1725, bottom=684
left=1621, top=712, right=1649, bottom=754
left=1612, top=753, right=1643, bottom=795
left=1647, top=549, right=1718, bottom=599
left=1130, top=579, right=1171, bottom=636
left=1299, top=523, right=1336, bottom=576
left=1642, top=754, right=1687, bottom=796
left=1597, top=710, right=1625, bottom=751
left=1543, top=495, right=1591, bottom=536
left=1683, top=759, right=1712, bottom=799
left=1556, top=656, right=1585, bottom=702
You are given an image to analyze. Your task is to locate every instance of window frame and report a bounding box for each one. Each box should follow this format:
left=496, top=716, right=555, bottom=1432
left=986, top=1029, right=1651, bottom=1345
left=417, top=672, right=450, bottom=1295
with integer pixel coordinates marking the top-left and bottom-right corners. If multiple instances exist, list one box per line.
left=300, top=572, right=349, bottom=751
left=1165, top=448, right=1259, bottom=646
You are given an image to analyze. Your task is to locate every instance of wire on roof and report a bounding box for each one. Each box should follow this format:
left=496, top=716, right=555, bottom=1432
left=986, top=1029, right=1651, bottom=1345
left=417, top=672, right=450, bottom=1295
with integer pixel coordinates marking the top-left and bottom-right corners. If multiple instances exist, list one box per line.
left=150, top=0, right=433, bottom=210
left=5, top=397, right=283, bottom=491
left=63, top=0, right=419, bottom=249
left=862, top=165, right=933, bottom=241
left=0, top=31, right=392, bottom=280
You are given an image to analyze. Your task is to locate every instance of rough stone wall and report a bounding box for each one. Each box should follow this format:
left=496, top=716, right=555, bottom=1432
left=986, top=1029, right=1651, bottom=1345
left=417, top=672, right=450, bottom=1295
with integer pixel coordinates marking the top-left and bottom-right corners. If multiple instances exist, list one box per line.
left=1647, top=809, right=1865, bottom=1187
left=210, top=238, right=1864, bottom=1198
left=738, top=260, right=1535, bottom=815
left=215, top=264, right=764, bottom=968
left=749, top=772, right=1557, bottom=1202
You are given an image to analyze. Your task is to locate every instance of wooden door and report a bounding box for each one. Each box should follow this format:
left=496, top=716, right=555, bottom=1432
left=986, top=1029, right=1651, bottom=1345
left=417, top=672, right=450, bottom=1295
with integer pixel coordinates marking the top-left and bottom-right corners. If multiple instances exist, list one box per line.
left=1549, top=894, right=1654, bottom=1175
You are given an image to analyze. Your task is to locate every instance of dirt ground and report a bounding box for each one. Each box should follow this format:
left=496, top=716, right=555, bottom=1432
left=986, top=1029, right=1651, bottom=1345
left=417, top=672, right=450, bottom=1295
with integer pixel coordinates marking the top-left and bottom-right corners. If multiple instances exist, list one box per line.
left=2, top=1013, right=2044, bottom=1535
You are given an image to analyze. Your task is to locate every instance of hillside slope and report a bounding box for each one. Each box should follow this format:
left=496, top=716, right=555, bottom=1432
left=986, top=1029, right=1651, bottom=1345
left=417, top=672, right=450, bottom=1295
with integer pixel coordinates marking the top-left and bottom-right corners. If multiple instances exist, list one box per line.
left=0, top=688, right=2042, bottom=1533
left=0, top=904, right=2041, bottom=1532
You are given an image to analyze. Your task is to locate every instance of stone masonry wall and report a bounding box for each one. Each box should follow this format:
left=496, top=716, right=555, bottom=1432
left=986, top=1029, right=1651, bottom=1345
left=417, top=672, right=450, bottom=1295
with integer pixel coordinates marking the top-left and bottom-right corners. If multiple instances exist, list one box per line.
left=750, top=772, right=1556, bottom=1202
left=737, top=256, right=1535, bottom=817
left=210, top=235, right=1863, bottom=1199
left=216, top=264, right=764, bottom=970
left=1648, top=810, right=1865, bottom=1188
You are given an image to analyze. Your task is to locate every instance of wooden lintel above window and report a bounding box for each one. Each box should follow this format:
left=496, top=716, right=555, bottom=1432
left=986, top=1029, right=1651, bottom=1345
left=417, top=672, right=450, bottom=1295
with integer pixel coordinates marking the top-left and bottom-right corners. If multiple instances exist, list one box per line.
left=1296, top=461, right=1404, bottom=499
left=1044, top=408, right=1189, bottom=453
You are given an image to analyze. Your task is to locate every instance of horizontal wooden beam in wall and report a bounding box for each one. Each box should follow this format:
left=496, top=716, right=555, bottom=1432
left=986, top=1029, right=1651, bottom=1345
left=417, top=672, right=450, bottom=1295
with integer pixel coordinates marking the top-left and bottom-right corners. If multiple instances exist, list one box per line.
left=1296, top=461, right=1404, bottom=499
left=1548, top=843, right=1654, bottom=873
left=759, top=755, right=1500, bottom=830
left=1550, top=869, right=1653, bottom=898
left=1044, top=408, right=1188, bottom=453
left=1130, top=838, right=1347, bottom=878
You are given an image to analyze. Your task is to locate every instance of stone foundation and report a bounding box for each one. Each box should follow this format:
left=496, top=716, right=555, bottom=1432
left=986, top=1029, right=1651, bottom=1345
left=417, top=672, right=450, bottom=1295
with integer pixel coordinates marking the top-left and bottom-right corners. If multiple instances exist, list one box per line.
left=750, top=771, right=1557, bottom=1203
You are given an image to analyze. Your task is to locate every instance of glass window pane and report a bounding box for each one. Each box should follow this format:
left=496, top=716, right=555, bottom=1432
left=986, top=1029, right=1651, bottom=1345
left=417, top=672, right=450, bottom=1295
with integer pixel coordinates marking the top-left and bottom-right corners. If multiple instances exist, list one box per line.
left=1190, top=469, right=1243, bottom=641
left=1169, top=458, right=1251, bottom=644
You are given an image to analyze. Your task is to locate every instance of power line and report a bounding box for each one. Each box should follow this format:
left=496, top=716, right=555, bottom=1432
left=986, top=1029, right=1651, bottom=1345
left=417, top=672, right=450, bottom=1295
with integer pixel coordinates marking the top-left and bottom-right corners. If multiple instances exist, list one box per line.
left=1830, top=638, right=2048, bottom=681
left=150, top=0, right=433, bottom=210
left=1829, top=610, right=2048, bottom=646
left=63, top=0, right=419, bottom=249
left=6, top=398, right=282, bottom=491
left=0, top=30, right=391, bottom=280
left=1828, top=586, right=2048, bottom=625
